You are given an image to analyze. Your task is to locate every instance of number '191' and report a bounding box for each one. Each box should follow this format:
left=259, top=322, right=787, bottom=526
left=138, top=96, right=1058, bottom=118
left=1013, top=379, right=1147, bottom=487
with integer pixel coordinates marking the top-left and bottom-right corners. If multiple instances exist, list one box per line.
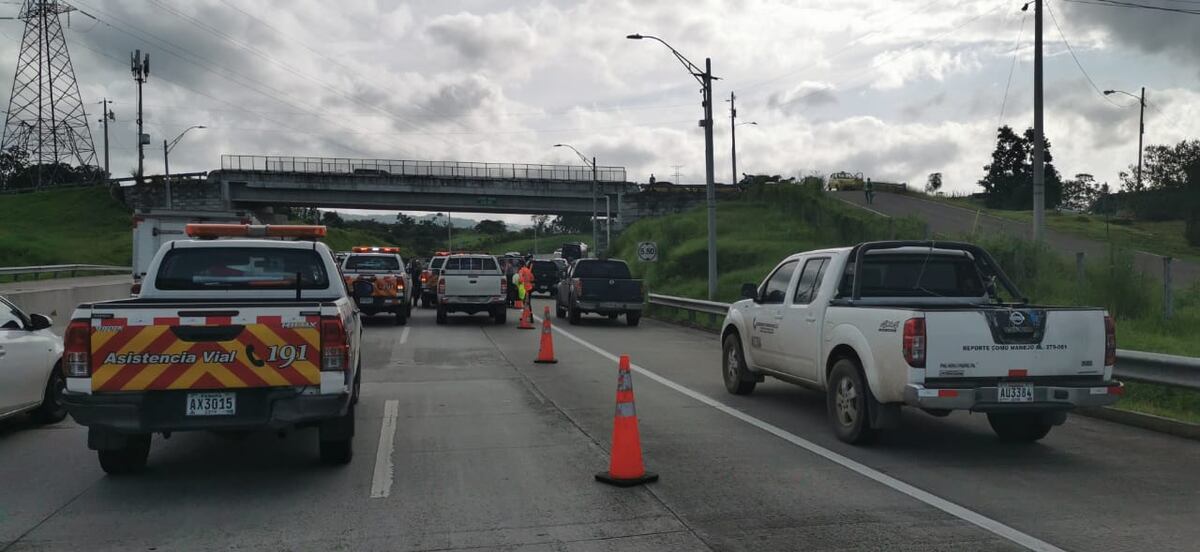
left=267, top=345, right=308, bottom=368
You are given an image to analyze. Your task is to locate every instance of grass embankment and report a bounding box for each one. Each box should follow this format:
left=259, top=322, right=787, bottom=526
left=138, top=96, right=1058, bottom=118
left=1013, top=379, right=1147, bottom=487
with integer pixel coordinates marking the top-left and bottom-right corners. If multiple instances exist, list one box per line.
left=0, top=187, right=132, bottom=267
left=615, top=182, right=1200, bottom=425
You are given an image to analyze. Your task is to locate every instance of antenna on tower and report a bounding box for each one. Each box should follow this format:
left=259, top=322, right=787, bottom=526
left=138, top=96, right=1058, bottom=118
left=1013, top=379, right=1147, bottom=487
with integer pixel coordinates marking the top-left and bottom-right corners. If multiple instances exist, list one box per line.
left=1, top=0, right=98, bottom=190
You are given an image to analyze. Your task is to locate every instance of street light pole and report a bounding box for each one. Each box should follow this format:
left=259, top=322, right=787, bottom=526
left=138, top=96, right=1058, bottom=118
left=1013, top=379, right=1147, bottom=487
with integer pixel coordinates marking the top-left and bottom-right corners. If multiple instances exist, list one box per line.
left=162, top=125, right=206, bottom=209
left=553, top=144, right=599, bottom=254
left=1032, top=0, right=1045, bottom=242
left=1104, top=87, right=1148, bottom=190
left=627, top=33, right=719, bottom=300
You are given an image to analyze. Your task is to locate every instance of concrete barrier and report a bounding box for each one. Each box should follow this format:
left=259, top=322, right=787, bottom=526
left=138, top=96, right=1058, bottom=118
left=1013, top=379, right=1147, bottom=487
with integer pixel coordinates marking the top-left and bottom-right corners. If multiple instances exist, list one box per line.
left=4, top=277, right=131, bottom=331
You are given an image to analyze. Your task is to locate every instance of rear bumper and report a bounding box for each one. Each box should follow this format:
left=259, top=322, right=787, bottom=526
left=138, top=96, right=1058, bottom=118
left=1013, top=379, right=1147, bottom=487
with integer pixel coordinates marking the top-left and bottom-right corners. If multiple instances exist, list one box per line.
left=903, top=381, right=1123, bottom=412
left=442, top=296, right=505, bottom=313
left=355, top=296, right=406, bottom=314
left=63, top=387, right=350, bottom=435
left=576, top=301, right=644, bottom=314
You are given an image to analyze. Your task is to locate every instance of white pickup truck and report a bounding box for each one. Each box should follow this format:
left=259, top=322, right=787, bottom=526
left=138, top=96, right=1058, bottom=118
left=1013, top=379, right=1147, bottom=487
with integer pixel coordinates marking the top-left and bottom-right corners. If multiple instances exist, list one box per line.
left=436, top=254, right=507, bottom=325
left=62, top=225, right=362, bottom=473
left=721, top=241, right=1122, bottom=444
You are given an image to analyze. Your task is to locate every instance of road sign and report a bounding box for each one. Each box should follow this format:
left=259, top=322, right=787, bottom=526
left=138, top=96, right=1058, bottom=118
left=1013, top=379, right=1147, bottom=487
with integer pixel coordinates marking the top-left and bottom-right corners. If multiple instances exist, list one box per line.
left=637, top=241, right=658, bottom=262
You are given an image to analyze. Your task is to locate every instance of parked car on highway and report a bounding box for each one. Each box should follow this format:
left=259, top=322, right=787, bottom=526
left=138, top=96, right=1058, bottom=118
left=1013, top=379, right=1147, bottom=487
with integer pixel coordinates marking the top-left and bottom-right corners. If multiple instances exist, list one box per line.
left=555, top=258, right=644, bottom=326
left=436, top=254, right=507, bottom=325
left=62, top=224, right=362, bottom=474
left=721, top=240, right=1123, bottom=444
left=340, top=246, right=411, bottom=325
left=530, top=259, right=561, bottom=296
left=0, top=296, right=66, bottom=425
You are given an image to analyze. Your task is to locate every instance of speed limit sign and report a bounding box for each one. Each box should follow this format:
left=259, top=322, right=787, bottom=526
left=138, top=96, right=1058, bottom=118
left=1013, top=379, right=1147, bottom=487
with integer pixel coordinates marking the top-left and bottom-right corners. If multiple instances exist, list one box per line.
left=637, top=241, right=658, bottom=262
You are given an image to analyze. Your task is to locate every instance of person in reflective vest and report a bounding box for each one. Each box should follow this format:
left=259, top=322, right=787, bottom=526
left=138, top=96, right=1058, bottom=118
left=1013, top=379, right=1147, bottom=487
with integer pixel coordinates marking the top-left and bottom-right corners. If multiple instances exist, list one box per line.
left=518, top=264, right=534, bottom=297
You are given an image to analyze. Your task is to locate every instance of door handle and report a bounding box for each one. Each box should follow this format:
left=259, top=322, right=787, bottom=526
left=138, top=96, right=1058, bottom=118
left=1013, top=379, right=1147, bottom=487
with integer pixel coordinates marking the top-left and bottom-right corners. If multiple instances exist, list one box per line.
left=805, top=315, right=817, bottom=322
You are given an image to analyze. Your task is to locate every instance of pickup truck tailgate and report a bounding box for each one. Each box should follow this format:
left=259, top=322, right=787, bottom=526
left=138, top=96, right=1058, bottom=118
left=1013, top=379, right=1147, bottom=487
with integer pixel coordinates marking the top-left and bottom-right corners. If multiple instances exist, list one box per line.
left=924, top=308, right=1107, bottom=379
left=89, top=306, right=321, bottom=392
left=578, top=278, right=642, bottom=302
left=444, top=272, right=501, bottom=296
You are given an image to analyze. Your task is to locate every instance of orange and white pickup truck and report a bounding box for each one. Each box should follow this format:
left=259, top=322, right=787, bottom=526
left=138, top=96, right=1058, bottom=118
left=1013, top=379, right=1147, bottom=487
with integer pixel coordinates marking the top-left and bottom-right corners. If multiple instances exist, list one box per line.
left=340, top=246, right=412, bottom=325
left=62, top=224, right=362, bottom=474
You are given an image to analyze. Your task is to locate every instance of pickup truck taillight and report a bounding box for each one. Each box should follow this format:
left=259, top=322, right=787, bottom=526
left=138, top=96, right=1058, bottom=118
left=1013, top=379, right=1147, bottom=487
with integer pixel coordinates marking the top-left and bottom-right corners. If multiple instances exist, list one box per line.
left=500, top=277, right=507, bottom=295
left=437, top=277, right=446, bottom=296
left=320, top=316, right=349, bottom=372
left=902, top=318, right=926, bottom=368
left=64, top=319, right=91, bottom=377
left=574, top=279, right=583, bottom=297
left=420, top=272, right=429, bottom=284
left=1104, top=315, right=1116, bottom=366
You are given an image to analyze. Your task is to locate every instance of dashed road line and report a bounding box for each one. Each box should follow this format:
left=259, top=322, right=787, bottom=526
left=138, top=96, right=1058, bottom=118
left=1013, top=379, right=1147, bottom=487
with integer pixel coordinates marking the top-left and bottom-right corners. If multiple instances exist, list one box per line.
left=369, top=399, right=399, bottom=499
left=543, top=319, right=1066, bottom=552
left=399, top=326, right=410, bottom=345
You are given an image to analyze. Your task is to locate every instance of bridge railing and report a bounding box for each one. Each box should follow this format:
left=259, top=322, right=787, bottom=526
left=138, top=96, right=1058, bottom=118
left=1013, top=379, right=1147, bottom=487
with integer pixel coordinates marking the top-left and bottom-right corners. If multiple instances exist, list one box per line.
left=647, top=293, right=1200, bottom=391
left=0, top=264, right=131, bottom=281
left=221, top=155, right=627, bottom=183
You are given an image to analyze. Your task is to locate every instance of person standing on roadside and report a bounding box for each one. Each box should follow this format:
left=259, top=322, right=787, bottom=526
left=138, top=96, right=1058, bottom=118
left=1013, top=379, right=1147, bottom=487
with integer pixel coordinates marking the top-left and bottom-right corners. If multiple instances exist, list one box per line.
left=864, top=178, right=875, bottom=205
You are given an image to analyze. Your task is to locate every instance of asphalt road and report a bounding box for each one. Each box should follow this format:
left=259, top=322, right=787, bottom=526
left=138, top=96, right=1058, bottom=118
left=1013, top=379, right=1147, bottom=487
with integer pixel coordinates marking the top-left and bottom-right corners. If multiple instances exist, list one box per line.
left=2, top=298, right=1197, bottom=551
left=833, top=191, right=1200, bottom=288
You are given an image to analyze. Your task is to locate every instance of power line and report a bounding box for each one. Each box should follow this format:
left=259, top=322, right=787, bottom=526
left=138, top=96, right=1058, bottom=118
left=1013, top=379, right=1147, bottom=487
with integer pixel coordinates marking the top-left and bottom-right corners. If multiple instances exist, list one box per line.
left=1045, top=2, right=1122, bottom=106
left=998, top=12, right=1028, bottom=126
left=1061, top=0, right=1200, bottom=15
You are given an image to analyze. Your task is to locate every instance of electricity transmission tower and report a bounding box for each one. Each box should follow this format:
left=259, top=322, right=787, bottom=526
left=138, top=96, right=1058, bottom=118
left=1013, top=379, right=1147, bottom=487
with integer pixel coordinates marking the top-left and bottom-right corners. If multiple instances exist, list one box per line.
left=1, top=0, right=97, bottom=189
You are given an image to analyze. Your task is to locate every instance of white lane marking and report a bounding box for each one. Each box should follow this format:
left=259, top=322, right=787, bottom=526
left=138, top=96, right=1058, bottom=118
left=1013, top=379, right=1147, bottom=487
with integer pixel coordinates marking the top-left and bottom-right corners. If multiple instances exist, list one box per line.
left=543, top=319, right=1066, bottom=552
left=400, top=327, right=410, bottom=345
left=370, top=400, right=399, bottom=499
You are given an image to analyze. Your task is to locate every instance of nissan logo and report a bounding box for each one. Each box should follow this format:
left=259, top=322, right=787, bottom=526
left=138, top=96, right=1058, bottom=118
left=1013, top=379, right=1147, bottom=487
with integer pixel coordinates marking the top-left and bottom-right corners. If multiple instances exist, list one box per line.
left=1009, top=311, right=1026, bottom=326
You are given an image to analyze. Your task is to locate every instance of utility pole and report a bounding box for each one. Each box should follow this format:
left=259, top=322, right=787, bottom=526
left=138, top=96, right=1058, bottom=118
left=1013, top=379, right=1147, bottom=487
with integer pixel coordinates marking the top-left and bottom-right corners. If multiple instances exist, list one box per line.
left=702, top=57, right=717, bottom=300
left=1136, top=86, right=1145, bottom=191
left=131, top=49, right=149, bottom=182
left=729, top=92, right=737, bottom=187
left=1031, top=0, right=1045, bottom=242
left=592, top=156, right=598, bottom=254
left=672, top=165, right=683, bottom=183
left=97, top=98, right=113, bottom=177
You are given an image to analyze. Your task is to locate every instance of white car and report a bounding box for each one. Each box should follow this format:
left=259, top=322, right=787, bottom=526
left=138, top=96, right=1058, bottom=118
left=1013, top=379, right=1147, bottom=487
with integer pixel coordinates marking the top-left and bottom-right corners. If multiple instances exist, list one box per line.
left=0, top=296, right=66, bottom=424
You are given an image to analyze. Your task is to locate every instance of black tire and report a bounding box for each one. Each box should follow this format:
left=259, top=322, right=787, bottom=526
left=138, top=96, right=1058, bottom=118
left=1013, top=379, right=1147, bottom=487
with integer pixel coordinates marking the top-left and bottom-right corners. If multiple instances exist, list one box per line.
left=436, top=306, right=447, bottom=325
left=30, top=365, right=68, bottom=424
left=721, top=333, right=756, bottom=395
left=568, top=305, right=581, bottom=325
left=319, top=407, right=355, bottom=466
left=626, top=312, right=641, bottom=327
left=826, top=358, right=877, bottom=445
left=351, top=362, right=362, bottom=406
left=493, top=308, right=507, bottom=325
left=98, top=434, right=151, bottom=475
left=394, top=308, right=407, bottom=326
left=987, top=413, right=1055, bottom=442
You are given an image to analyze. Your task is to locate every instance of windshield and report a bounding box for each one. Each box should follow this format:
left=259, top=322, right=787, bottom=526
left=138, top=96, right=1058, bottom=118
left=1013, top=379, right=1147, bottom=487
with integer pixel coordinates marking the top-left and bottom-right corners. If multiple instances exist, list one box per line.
left=155, top=247, right=329, bottom=290
left=840, top=254, right=985, bottom=298
left=573, top=260, right=631, bottom=279
left=344, top=255, right=401, bottom=271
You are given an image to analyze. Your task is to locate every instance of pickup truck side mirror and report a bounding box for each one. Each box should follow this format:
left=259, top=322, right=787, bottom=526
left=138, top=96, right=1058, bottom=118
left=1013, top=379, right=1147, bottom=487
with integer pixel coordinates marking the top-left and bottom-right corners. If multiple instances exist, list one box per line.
left=28, top=313, right=52, bottom=331
left=740, top=283, right=759, bottom=302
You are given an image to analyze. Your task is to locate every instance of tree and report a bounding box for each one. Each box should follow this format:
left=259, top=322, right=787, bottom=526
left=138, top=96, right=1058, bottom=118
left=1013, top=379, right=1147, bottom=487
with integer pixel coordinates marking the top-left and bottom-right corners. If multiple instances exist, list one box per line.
left=925, top=172, right=943, bottom=194
left=531, top=214, right=551, bottom=232
left=320, top=210, right=344, bottom=227
left=474, top=219, right=507, bottom=234
left=1185, top=161, right=1200, bottom=246
left=978, top=126, right=1062, bottom=209
left=1060, top=173, right=1103, bottom=212
left=551, top=214, right=591, bottom=234
left=1119, top=139, right=1200, bottom=192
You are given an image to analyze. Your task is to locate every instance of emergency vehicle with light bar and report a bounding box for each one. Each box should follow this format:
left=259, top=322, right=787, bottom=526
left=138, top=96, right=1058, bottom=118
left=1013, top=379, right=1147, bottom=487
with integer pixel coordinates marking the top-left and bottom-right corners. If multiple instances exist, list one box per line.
left=340, top=246, right=412, bottom=325
left=61, top=224, right=362, bottom=474
left=417, top=251, right=451, bottom=308
left=720, top=241, right=1122, bottom=445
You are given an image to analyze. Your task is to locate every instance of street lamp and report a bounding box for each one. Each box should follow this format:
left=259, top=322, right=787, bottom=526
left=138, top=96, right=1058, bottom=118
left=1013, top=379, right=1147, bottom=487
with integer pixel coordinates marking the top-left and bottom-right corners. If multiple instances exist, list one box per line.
left=163, top=125, right=205, bottom=210
left=1104, top=88, right=1147, bottom=191
left=627, top=33, right=719, bottom=300
left=553, top=143, right=598, bottom=254
left=435, top=212, right=452, bottom=252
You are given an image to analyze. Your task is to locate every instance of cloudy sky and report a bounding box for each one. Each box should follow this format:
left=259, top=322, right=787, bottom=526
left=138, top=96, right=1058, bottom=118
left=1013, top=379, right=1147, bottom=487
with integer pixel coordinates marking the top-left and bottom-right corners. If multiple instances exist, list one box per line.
left=3, top=0, right=1198, bottom=219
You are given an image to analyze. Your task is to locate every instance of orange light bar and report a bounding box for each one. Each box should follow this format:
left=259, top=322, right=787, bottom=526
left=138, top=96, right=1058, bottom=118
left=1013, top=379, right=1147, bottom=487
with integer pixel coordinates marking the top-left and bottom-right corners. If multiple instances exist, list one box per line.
left=351, top=246, right=400, bottom=253
left=433, top=251, right=451, bottom=256
left=186, top=224, right=328, bottom=239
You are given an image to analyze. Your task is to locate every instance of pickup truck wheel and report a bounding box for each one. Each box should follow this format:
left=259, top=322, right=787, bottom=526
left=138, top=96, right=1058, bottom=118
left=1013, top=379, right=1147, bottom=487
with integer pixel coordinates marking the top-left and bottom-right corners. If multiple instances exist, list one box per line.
left=626, top=312, right=641, bottom=327
left=987, top=413, right=1054, bottom=442
left=827, top=359, right=877, bottom=445
left=568, top=305, right=581, bottom=325
left=351, top=362, right=362, bottom=405
left=31, top=365, right=68, bottom=424
left=319, top=407, right=355, bottom=465
left=98, top=434, right=151, bottom=475
left=493, top=307, right=507, bottom=325
left=394, top=308, right=407, bottom=326
left=436, top=306, right=447, bottom=325
left=722, top=333, right=756, bottom=395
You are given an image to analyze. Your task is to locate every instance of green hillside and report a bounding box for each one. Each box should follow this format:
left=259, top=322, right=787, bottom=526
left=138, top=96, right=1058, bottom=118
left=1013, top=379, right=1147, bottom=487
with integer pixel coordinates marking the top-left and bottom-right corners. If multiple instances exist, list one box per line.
left=0, top=187, right=132, bottom=267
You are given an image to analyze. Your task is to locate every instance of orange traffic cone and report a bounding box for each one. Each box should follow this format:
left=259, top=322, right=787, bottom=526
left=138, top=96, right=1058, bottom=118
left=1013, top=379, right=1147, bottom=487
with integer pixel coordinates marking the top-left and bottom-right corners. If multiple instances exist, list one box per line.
left=595, top=355, right=658, bottom=487
left=534, top=306, right=557, bottom=364
left=513, top=299, right=524, bottom=310
left=517, top=301, right=535, bottom=330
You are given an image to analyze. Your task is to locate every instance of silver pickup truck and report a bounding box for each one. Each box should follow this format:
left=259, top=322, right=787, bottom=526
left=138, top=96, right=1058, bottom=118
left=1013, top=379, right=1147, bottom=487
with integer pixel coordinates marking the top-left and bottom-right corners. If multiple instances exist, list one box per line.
left=436, top=254, right=507, bottom=325
left=721, top=241, right=1122, bottom=444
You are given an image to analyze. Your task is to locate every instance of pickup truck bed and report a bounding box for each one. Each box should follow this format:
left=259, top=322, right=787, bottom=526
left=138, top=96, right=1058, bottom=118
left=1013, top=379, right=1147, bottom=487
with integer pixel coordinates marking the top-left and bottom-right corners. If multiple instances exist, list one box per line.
left=556, top=259, right=644, bottom=326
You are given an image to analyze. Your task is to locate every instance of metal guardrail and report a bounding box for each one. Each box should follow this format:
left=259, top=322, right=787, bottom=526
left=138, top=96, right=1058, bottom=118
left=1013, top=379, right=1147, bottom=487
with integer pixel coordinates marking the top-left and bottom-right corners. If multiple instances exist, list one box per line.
left=220, top=154, right=628, bottom=183
left=648, top=293, right=1200, bottom=391
left=0, top=264, right=131, bottom=281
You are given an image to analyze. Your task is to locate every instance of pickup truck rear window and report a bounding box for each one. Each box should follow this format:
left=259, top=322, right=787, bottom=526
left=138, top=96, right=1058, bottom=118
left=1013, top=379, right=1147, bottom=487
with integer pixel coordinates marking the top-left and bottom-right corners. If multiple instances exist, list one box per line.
left=573, top=261, right=632, bottom=279
left=345, top=255, right=401, bottom=271
left=155, top=247, right=330, bottom=290
left=531, top=261, right=558, bottom=274
left=444, top=257, right=498, bottom=271
left=840, top=254, right=985, bottom=298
